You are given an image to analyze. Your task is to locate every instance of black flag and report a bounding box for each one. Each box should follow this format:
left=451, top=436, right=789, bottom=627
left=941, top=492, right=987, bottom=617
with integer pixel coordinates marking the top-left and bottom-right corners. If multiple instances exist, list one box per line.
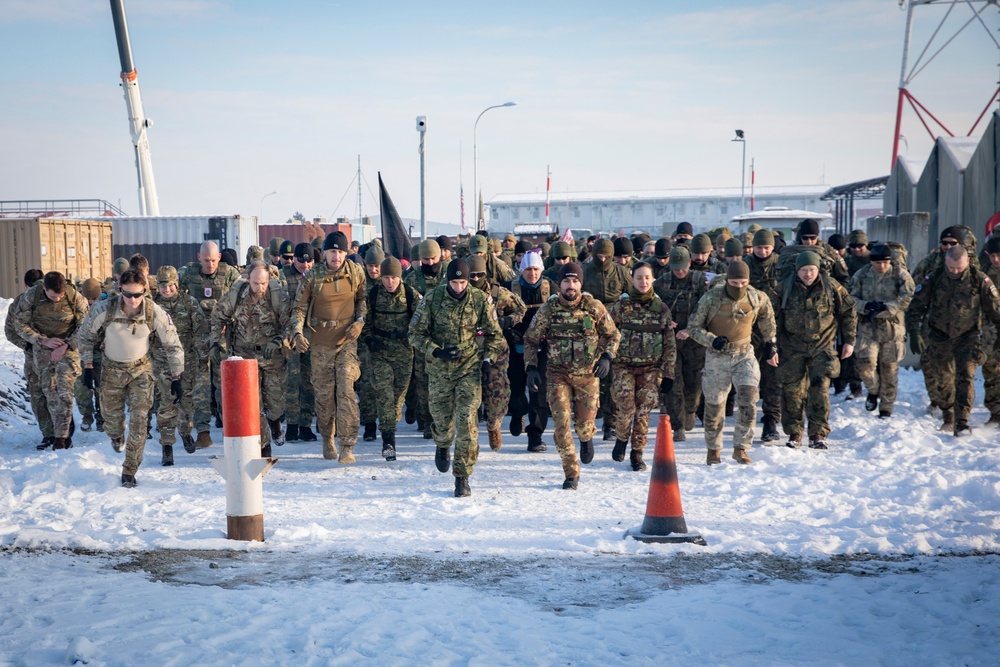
left=378, top=172, right=411, bottom=261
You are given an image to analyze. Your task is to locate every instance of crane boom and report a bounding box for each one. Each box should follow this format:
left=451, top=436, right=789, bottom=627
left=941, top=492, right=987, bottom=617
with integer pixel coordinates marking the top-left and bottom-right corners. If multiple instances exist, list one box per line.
left=110, top=0, right=159, bottom=216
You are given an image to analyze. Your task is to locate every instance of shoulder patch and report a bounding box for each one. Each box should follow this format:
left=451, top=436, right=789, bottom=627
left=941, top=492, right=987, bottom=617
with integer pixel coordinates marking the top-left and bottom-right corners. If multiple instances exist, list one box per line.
left=914, top=284, right=922, bottom=293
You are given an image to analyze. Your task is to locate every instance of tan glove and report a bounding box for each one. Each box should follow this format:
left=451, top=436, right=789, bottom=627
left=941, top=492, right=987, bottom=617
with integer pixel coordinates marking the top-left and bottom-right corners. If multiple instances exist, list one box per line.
left=345, top=320, right=364, bottom=342
left=291, top=332, right=310, bottom=353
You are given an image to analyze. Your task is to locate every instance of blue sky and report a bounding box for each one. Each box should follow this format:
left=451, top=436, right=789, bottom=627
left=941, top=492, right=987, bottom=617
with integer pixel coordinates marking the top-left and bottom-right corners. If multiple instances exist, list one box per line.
left=0, top=0, right=996, bottom=225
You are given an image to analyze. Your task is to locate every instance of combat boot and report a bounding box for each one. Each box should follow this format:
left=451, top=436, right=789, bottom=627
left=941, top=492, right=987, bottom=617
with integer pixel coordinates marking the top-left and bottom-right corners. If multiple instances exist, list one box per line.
left=848, top=382, right=863, bottom=400
left=579, top=439, right=594, bottom=464
left=261, top=443, right=272, bottom=458
left=455, top=476, right=471, bottom=497
left=435, top=446, right=451, bottom=473
left=684, top=412, right=696, bottom=431
left=940, top=409, right=955, bottom=432
left=363, top=423, right=377, bottom=442
left=808, top=436, right=828, bottom=450
left=562, top=476, right=579, bottom=490
left=488, top=428, right=502, bottom=451
left=181, top=433, right=196, bottom=454
left=52, top=437, right=68, bottom=450
left=121, top=473, right=137, bottom=488
left=161, top=445, right=174, bottom=467
left=706, top=449, right=722, bottom=465
left=785, top=433, right=802, bottom=449
left=761, top=416, right=780, bottom=443
left=298, top=425, right=317, bottom=442
left=322, top=438, right=338, bottom=460
left=509, top=414, right=524, bottom=437
left=732, top=447, right=752, bottom=464
left=195, top=431, right=213, bottom=449
left=422, top=425, right=433, bottom=440
left=96, top=419, right=105, bottom=433
left=81, top=415, right=94, bottom=432
left=878, top=410, right=892, bottom=420
left=673, top=427, right=686, bottom=442
left=111, top=437, right=125, bottom=453
left=630, top=449, right=647, bottom=472
left=37, top=436, right=54, bottom=450
left=954, top=421, right=972, bottom=437
left=526, top=432, right=547, bottom=452
left=602, top=423, right=614, bottom=442
left=338, top=444, right=356, bottom=465
left=284, top=424, right=299, bottom=443
left=612, top=439, right=628, bottom=462
left=267, top=418, right=284, bottom=447
left=382, top=432, right=397, bottom=461
left=865, top=393, right=879, bottom=412
left=215, top=413, right=223, bottom=428
left=405, top=402, right=416, bottom=424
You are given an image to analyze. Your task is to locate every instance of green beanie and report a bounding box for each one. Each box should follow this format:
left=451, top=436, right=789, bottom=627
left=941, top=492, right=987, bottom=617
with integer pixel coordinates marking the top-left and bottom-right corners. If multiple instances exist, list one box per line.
left=752, top=229, right=775, bottom=247
left=691, top=234, right=713, bottom=253
left=795, top=251, right=822, bottom=270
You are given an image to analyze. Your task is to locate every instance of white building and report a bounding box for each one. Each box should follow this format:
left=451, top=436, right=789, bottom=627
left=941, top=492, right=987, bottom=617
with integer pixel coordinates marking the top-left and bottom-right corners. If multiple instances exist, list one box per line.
left=486, top=185, right=831, bottom=236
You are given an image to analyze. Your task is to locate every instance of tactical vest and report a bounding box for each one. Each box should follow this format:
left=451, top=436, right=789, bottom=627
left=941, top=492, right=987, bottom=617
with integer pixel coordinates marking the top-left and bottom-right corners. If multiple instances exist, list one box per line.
left=615, top=295, right=668, bottom=366
left=654, top=271, right=705, bottom=329
left=97, top=295, right=157, bottom=364
left=31, top=282, right=83, bottom=340
left=304, top=263, right=363, bottom=347
left=545, top=294, right=601, bottom=371
left=368, top=283, right=416, bottom=339
left=226, top=280, right=286, bottom=352
left=183, top=262, right=236, bottom=314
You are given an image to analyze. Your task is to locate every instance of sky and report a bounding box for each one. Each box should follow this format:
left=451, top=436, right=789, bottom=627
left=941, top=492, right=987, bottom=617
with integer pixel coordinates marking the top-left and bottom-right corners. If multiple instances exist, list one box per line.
left=0, top=0, right=997, bottom=226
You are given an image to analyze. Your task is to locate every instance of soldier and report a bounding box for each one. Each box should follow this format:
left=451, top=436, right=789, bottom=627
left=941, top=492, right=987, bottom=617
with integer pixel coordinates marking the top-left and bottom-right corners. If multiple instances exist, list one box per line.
left=582, top=237, right=629, bottom=442
left=501, top=233, right=517, bottom=265
left=77, top=270, right=183, bottom=486
left=13, top=271, right=88, bottom=450
left=513, top=240, right=532, bottom=269
left=179, top=240, right=241, bottom=439
left=468, top=234, right=516, bottom=286
left=778, top=219, right=850, bottom=287
left=641, top=240, right=657, bottom=259
left=435, top=235, right=454, bottom=265
left=467, top=254, right=527, bottom=452
left=103, top=257, right=130, bottom=297
left=281, top=243, right=317, bottom=442
left=712, top=229, right=733, bottom=264
left=524, top=262, right=620, bottom=489
left=267, top=237, right=285, bottom=267
left=645, top=238, right=674, bottom=280
left=73, top=278, right=104, bottom=432
left=213, top=263, right=291, bottom=457
left=359, top=245, right=386, bottom=441
left=609, top=262, right=675, bottom=471
left=776, top=251, right=857, bottom=448
left=408, top=259, right=503, bottom=497
left=542, top=241, right=574, bottom=284
left=849, top=244, right=915, bottom=420
left=152, top=266, right=211, bottom=462
left=673, top=222, right=694, bottom=246
left=613, top=237, right=637, bottom=273
left=405, top=239, right=447, bottom=438
left=361, top=256, right=415, bottom=460
left=688, top=261, right=777, bottom=464
left=982, top=237, right=1000, bottom=424
left=4, top=269, right=52, bottom=447
left=906, top=245, right=1000, bottom=435
left=290, top=231, right=367, bottom=463
left=688, top=234, right=728, bottom=277
left=277, top=240, right=296, bottom=271
left=507, top=251, right=556, bottom=452
left=744, top=228, right=782, bottom=441
left=653, top=246, right=709, bottom=441
left=246, top=244, right=265, bottom=268
left=845, top=229, right=871, bottom=277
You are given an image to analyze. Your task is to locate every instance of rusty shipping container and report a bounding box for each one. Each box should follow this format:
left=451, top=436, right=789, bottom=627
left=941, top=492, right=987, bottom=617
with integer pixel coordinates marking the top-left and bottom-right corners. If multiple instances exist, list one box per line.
left=0, top=218, right=114, bottom=299
left=258, top=222, right=355, bottom=249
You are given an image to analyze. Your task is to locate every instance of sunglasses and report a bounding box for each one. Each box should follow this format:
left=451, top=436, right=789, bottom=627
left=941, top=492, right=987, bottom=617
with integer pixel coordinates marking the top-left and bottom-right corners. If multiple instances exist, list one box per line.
left=281, top=254, right=295, bottom=260
left=469, top=272, right=487, bottom=280
left=941, top=240, right=958, bottom=246
left=121, top=291, right=145, bottom=299
left=849, top=244, right=866, bottom=249
left=800, top=235, right=818, bottom=241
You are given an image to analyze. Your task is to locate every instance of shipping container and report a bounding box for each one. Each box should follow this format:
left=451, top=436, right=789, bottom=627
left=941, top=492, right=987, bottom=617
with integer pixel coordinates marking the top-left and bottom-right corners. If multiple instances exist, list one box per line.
left=258, top=222, right=367, bottom=250
left=0, top=218, right=114, bottom=298
left=82, top=215, right=258, bottom=273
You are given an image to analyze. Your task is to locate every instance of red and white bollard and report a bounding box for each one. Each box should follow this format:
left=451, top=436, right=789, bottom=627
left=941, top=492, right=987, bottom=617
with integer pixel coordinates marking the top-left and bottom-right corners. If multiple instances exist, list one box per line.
left=209, top=357, right=277, bottom=541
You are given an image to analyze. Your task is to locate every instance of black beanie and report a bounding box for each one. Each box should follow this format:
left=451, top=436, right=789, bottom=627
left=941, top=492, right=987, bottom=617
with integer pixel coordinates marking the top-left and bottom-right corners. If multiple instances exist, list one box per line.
left=654, top=237, right=673, bottom=258
left=675, top=221, right=693, bottom=237
left=294, top=242, right=313, bottom=260
left=613, top=237, right=634, bottom=257
left=987, top=237, right=1000, bottom=255
left=514, top=240, right=533, bottom=254
left=557, top=262, right=583, bottom=283
left=869, top=244, right=893, bottom=261
left=436, top=234, right=453, bottom=251
left=323, top=231, right=349, bottom=251
left=446, top=258, right=470, bottom=281
left=798, top=219, right=820, bottom=238
left=828, top=234, right=847, bottom=251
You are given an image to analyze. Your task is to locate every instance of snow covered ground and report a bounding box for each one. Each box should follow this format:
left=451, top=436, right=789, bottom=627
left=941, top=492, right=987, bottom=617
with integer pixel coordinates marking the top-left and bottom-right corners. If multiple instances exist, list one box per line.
left=1, top=297, right=998, bottom=665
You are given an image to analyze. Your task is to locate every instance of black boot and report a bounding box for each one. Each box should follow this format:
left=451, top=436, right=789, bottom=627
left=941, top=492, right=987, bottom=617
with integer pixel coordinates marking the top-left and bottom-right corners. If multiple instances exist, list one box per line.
left=215, top=413, right=223, bottom=428
left=52, top=437, right=67, bottom=450
left=454, top=476, right=471, bottom=497
left=526, top=430, right=547, bottom=452
left=181, top=433, right=196, bottom=454
left=405, top=402, right=416, bottom=424
left=298, top=425, right=317, bottom=442
left=363, top=423, right=377, bottom=442
left=37, top=436, right=54, bottom=450
left=580, top=439, right=594, bottom=464
left=630, top=449, right=647, bottom=471
left=435, top=446, right=451, bottom=473
left=510, top=414, right=524, bottom=437
left=267, top=418, right=284, bottom=447
left=121, top=473, right=137, bottom=488
left=161, top=445, right=174, bottom=466
left=562, top=476, right=579, bottom=490
left=261, top=443, right=272, bottom=458
left=382, top=432, right=397, bottom=461
left=612, top=438, right=628, bottom=462
left=761, top=416, right=780, bottom=443
left=865, top=393, right=879, bottom=412
left=284, top=424, right=299, bottom=443
left=602, top=423, right=614, bottom=442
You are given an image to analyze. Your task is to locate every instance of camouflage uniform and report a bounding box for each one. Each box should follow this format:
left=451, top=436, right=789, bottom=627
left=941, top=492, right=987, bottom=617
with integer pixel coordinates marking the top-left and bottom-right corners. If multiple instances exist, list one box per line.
left=776, top=274, right=857, bottom=441
left=582, top=257, right=629, bottom=436
left=983, top=260, right=1000, bottom=421
left=357, top=271, right=383, bottom=430
left=474, top=280, right=526, bottom=438
left=153, top=276, right=211, bottom=446
left=653, top=269, right=709, bottom=437
left=77, top=295, right=183, bottom=476
left=213, top=278, right=292, bottom=450
left=744, top=252, right=782, bottom=428
left=404, top=266, right=447, bottom=435
left=12, top=284, right=89, bottom=440
left=291, top=259, right=367, bottom=458
left=906, top=264, right=1000, bottom=428
left=409, top=285, right=503, bottom=477
left=361, top=283, right=416, bottom=434
left=688, top=284, right=776, bottom=455
left=178, top=261, right=242, bottom=418
left=849, top=263, right=915, bottom=416
left=5, top=291, right=54, bottom=439
left=608, top=290, right=675, bottom=455
left=523, top=293, right=620, bottom=480
left=282, top=264, right=316, bottom=431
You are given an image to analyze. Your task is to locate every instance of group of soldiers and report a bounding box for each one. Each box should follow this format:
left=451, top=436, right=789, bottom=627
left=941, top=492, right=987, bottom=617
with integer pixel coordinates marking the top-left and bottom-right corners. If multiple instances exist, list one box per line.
left=7, top=219, right=1000, bottom=495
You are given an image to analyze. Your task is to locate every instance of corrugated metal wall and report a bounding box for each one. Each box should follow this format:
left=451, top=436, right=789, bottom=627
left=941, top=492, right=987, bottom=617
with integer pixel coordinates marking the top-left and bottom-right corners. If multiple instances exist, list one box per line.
left=916, top=149, right=940, bottom=243
left=111, top=243, right=201, bottom=274
left=0, top=218, right=113, bottom=299
left=103, top=215, right=259, bottom=273
left=866, top=212, right=931, bottom=267
left=964, top=111, right=999, bottom=241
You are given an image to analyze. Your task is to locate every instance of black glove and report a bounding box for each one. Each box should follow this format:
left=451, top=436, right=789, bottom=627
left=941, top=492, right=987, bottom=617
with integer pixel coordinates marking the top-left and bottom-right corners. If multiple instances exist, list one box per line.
left=712, top=336, right=729, bottom=351
left=433, top=345, right=461, bottom=362
left=481, top=359, right=492, bottom=383
left=909, top=332, right=925, bottom=356
left=170, top=378, right=183, bottom=404
left=763, top=341, right=778, bottom=360
left=864, top=301, right=879, bottom=313
left=526, top=365, right=542, bottom=392
left=660, top=377, right=674, bottom=394
left=83, top=367, right=95, bottom=390
left=592, top=353, right=612, bottom=379
left=497, top=315, right=514, bottom=330
left=263, top=338, right=283, bottom=360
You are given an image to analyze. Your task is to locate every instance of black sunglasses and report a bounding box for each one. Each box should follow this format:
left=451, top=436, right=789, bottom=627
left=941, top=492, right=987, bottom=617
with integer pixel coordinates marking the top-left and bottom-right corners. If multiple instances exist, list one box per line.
left=121, top=290, right=145, bottom=299
left=941, top=240, right=958, bottom=246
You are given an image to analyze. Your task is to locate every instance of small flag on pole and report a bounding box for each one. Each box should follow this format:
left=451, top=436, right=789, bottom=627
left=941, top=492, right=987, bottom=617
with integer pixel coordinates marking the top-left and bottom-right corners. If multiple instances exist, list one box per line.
left=460, top=184, right=466, bottom=230
left=560, top=227, right=573, bottom=243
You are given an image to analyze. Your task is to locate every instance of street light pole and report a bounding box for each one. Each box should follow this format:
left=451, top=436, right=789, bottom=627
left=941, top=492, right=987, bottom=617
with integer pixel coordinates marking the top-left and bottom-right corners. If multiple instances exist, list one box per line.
left=417, top=116, right=427, bottom=240
left=732, top=130, right=746, bottom=215
left=473, top=101, right=517, bottom=231
left=259, top=191, right=277, bottom=226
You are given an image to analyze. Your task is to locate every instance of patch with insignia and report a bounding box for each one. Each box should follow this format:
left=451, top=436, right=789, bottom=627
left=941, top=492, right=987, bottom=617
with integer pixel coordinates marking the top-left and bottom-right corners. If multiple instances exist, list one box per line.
left=204, top=288, right=213, bottom=298
left=914, top=284, right=921, bottom=292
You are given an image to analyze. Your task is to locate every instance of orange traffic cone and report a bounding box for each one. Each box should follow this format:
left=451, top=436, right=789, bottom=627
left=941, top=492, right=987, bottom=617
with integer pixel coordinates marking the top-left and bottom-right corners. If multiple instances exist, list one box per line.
left=627, top=414, right=707, bottom=545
